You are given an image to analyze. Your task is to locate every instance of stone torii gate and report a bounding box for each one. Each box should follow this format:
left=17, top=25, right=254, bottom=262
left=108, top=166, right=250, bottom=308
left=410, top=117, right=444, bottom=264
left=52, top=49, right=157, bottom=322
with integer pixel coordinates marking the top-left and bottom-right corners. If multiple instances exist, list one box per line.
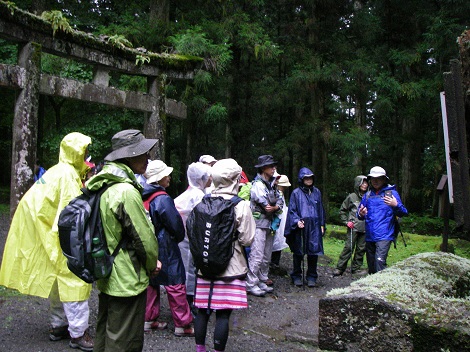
left=0, top=3, right=202, bottom=216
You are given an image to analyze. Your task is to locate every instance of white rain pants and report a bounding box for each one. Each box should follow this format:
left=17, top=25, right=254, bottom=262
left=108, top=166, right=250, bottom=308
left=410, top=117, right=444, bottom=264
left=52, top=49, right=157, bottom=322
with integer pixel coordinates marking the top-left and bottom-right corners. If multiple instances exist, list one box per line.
left=49, top=280, right=89, bottom=338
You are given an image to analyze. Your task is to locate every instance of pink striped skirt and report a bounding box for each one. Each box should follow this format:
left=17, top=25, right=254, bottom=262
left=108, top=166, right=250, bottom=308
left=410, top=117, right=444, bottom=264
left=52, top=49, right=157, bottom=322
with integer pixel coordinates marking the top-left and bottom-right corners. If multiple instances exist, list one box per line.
left=194, top=278, right=248, bottom=310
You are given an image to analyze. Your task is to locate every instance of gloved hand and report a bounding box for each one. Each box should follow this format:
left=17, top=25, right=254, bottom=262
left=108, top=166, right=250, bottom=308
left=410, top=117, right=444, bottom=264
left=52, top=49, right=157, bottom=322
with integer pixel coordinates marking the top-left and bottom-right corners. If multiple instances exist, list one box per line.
left=347, top=221, right=354, bottom=229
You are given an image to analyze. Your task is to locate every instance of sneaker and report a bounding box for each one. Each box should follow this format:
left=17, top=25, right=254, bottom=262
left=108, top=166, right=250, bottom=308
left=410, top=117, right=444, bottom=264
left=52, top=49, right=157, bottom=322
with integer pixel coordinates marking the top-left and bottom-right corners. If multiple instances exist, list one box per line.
left=174, top=323, right=195, bottom=337
left=246, top=285, right=266, bottom=297
left=258, top=282, right=273, bottom=293
left=292, top=277, right=303, bottom=287
left=307, top=279, right=316, bottom=287
left=49, top=325, right=69, bottom=341
left=332, top=269, right=344, bottom=277
left=144, top=320, right=168, bottom=332
left=69, top=329, right=94, bottom=352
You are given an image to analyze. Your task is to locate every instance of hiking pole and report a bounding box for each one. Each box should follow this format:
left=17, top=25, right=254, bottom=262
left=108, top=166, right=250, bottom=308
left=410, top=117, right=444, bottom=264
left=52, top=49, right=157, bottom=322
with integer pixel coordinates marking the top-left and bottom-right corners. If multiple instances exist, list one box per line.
left=349, top=227, right=353, bottom=278
left=301, top=227, right=306, bottom=290
left=400, top=229, right=407, bottom=247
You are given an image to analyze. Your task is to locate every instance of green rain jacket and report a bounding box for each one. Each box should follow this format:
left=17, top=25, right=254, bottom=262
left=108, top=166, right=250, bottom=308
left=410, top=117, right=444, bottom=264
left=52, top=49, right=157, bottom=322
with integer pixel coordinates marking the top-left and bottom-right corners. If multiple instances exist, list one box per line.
left=86, top=162, right=158, bottom=297
left=0, top=132, right=92, bottom=301
left=339, top=175, right=367, bottom=233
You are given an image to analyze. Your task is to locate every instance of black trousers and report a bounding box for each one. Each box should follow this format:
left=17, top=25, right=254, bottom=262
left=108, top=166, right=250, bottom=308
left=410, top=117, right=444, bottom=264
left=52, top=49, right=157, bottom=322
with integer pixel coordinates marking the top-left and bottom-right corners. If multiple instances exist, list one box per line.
left=291, top=254, right=318, bottom=281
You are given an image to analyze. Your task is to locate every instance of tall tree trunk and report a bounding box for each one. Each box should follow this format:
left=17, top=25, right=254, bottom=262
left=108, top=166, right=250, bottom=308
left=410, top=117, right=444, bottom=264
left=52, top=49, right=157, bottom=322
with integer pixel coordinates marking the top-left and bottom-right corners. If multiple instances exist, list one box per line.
left=308, top=1, right=329, bottom=214
left=149, top=0, right=170, bottom=25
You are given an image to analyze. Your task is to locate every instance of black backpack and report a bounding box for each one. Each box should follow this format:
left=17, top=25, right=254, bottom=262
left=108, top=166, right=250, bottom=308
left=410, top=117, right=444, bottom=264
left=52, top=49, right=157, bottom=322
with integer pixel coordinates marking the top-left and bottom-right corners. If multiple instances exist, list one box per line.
left=186, top=195, right=242, bottom=279
left=58, top=185, right=125, bottom=283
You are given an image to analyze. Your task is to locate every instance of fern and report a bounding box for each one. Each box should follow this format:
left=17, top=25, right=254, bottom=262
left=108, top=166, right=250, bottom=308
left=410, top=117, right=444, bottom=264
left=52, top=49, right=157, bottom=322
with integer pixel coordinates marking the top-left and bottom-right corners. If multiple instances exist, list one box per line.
left=107, top=35, right=133, bottom=49
left=135, top=54, right=150, bottom=66
left=41, top=11, right=73, bottom=36
left=5, top=1, right=16, bottom=15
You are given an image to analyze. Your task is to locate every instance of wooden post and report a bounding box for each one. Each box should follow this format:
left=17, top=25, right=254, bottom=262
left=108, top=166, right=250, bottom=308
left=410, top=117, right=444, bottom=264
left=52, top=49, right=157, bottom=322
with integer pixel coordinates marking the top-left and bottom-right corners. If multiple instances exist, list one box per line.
left=10, top=42, right=41, bottom=218
left=436, top=175, right=449, bottom=252
left=443, top=60, right=470, bottom=235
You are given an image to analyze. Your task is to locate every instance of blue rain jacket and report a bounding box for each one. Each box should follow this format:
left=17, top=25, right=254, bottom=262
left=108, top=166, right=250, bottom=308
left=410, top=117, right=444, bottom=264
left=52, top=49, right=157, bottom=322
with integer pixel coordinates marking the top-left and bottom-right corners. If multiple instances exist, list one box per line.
left=285, top=167, right=325, bottom=256
left=357, top=184, right=408, bottom=242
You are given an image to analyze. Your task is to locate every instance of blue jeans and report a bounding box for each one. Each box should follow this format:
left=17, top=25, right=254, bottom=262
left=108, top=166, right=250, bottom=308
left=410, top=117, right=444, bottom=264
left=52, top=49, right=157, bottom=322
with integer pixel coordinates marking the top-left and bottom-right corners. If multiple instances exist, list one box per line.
left=366, top=240, right=392, bottom=274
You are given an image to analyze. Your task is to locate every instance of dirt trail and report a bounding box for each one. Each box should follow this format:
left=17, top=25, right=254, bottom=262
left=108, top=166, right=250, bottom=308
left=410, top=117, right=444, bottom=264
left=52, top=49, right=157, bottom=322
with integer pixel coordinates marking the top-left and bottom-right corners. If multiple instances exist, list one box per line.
left=0, top=213, right=357, bottom=351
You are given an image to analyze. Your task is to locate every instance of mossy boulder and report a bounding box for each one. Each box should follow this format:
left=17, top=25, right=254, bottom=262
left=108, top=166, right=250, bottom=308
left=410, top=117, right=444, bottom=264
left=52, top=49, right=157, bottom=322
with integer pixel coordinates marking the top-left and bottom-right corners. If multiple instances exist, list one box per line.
left=319, top=252, right=470, bottom=351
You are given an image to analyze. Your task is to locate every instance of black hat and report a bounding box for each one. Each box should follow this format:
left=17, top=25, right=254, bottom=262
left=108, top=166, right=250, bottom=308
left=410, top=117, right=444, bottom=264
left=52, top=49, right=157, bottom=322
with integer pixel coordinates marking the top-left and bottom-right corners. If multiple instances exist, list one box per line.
left=254, top=155, right=277, bottom=168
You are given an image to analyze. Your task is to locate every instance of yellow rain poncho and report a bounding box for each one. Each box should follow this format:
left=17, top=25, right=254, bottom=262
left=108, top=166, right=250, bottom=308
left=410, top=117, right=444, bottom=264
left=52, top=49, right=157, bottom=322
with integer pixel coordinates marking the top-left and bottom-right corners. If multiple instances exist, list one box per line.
left=0, top=132, right=92, bottom=301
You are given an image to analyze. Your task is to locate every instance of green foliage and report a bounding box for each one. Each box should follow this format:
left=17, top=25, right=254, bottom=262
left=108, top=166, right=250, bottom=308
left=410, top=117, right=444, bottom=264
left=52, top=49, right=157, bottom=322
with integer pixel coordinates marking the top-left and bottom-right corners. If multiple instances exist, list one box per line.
left=39, top=106, right=144, bottom=166
left=5, top=1, right=16, bottom=15
left=323, top=225, right=470, bottom=268
left=41, top=10, right=73, bottom=36
left=107, top=34, right=133, bottom=49
left=0, top=39, right=17, bottom=64
left=169, top=27, right=232, bottom=74
left=193, top=70, right=213, bottom=91
left=203, top=102, right=227, bottom=123
left=0, top=286, right=22, bottom=298
left=41, top=53, right=93, bottom=82
left=135, top=54, right=150, bottom=66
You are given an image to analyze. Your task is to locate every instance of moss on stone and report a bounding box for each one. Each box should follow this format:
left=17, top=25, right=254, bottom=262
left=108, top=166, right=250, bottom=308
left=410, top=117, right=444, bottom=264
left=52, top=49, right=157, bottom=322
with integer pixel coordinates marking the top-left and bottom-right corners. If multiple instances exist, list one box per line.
left=327, top=252, right=470, bottom=334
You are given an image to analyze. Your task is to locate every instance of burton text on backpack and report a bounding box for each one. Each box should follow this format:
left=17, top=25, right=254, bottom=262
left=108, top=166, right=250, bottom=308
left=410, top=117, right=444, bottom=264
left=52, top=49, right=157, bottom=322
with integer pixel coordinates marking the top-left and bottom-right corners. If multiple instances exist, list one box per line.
left=186, top=196, right=242, bottom=279
left=58, top=185, right=124, bottom=283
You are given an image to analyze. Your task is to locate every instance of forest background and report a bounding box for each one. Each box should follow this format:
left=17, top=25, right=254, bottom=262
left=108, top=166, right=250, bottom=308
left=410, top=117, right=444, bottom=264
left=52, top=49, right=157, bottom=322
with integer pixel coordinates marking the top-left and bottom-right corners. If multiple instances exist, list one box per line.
left=0, top=0, right=469, bottom=234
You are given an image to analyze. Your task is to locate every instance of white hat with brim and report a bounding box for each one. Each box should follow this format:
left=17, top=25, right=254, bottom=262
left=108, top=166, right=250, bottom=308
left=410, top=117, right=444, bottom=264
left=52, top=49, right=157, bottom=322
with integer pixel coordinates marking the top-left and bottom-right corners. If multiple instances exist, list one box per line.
left=277, top=175, right=291, bottom=187
left=145, top=160, right=173, bottom=184
left=105, top=129, right=157, bottom=161
left=368, top=166, right=389, bottom=179
left=199, top=155, right=217, bottom=164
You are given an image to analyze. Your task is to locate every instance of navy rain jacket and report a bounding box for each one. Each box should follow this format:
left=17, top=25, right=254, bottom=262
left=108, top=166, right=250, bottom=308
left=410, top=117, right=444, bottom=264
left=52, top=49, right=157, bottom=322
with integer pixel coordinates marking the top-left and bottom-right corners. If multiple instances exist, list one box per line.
left=284, top=167, right=325, bottom=256
left=142, top=183, right=186, bottom=287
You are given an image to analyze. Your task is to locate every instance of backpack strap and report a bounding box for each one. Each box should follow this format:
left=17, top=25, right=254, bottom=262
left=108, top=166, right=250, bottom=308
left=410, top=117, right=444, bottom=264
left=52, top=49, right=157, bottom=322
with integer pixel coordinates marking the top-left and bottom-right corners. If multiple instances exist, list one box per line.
left=84, top=183, right=127, bottom=259
left=230, top=195, right=243, bottom=205
left=143, top=190, right=167, bottom=211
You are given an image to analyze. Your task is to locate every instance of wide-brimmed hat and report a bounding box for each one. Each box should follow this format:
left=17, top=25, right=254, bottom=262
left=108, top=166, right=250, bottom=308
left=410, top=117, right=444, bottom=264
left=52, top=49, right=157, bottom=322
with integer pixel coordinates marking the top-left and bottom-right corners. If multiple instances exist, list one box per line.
left=277, top=175, right=291, bottom=187
left=104, top=130, right=157, bottom=161
left=199, top=155, right=217, bottom=164
left=145, top=160, right=173, bottom=184
left=368, top=166, right=389, bottom=180
left=254, top=155, right=277, bottom=168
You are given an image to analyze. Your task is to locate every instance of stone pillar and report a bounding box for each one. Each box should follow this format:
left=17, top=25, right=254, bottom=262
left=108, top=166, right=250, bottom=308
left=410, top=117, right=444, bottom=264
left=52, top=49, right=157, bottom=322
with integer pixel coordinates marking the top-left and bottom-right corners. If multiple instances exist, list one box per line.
left=144, top=75, right=165, bottom=160
left=10, top=42, right=41, bottom=218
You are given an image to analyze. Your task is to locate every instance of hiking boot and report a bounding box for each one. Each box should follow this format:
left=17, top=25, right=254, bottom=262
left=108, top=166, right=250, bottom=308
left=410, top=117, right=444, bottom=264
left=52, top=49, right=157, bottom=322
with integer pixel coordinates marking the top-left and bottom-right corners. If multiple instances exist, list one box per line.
left=246, top=285, right=266, bottom=297
left=144, top=320, right=168, bottom=332
left=332, top=269, right=344, bottom=277
left=307, top=279, right=316, bottom=287
left=292, top=278, right=303, bottom=287
left=174, top=323, right=195, bottom=337
left=49, top=325, right=69, bottom=341
left=258, top=282, right=273, bottom=293
left=69, top=329, right=94, bottom=351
